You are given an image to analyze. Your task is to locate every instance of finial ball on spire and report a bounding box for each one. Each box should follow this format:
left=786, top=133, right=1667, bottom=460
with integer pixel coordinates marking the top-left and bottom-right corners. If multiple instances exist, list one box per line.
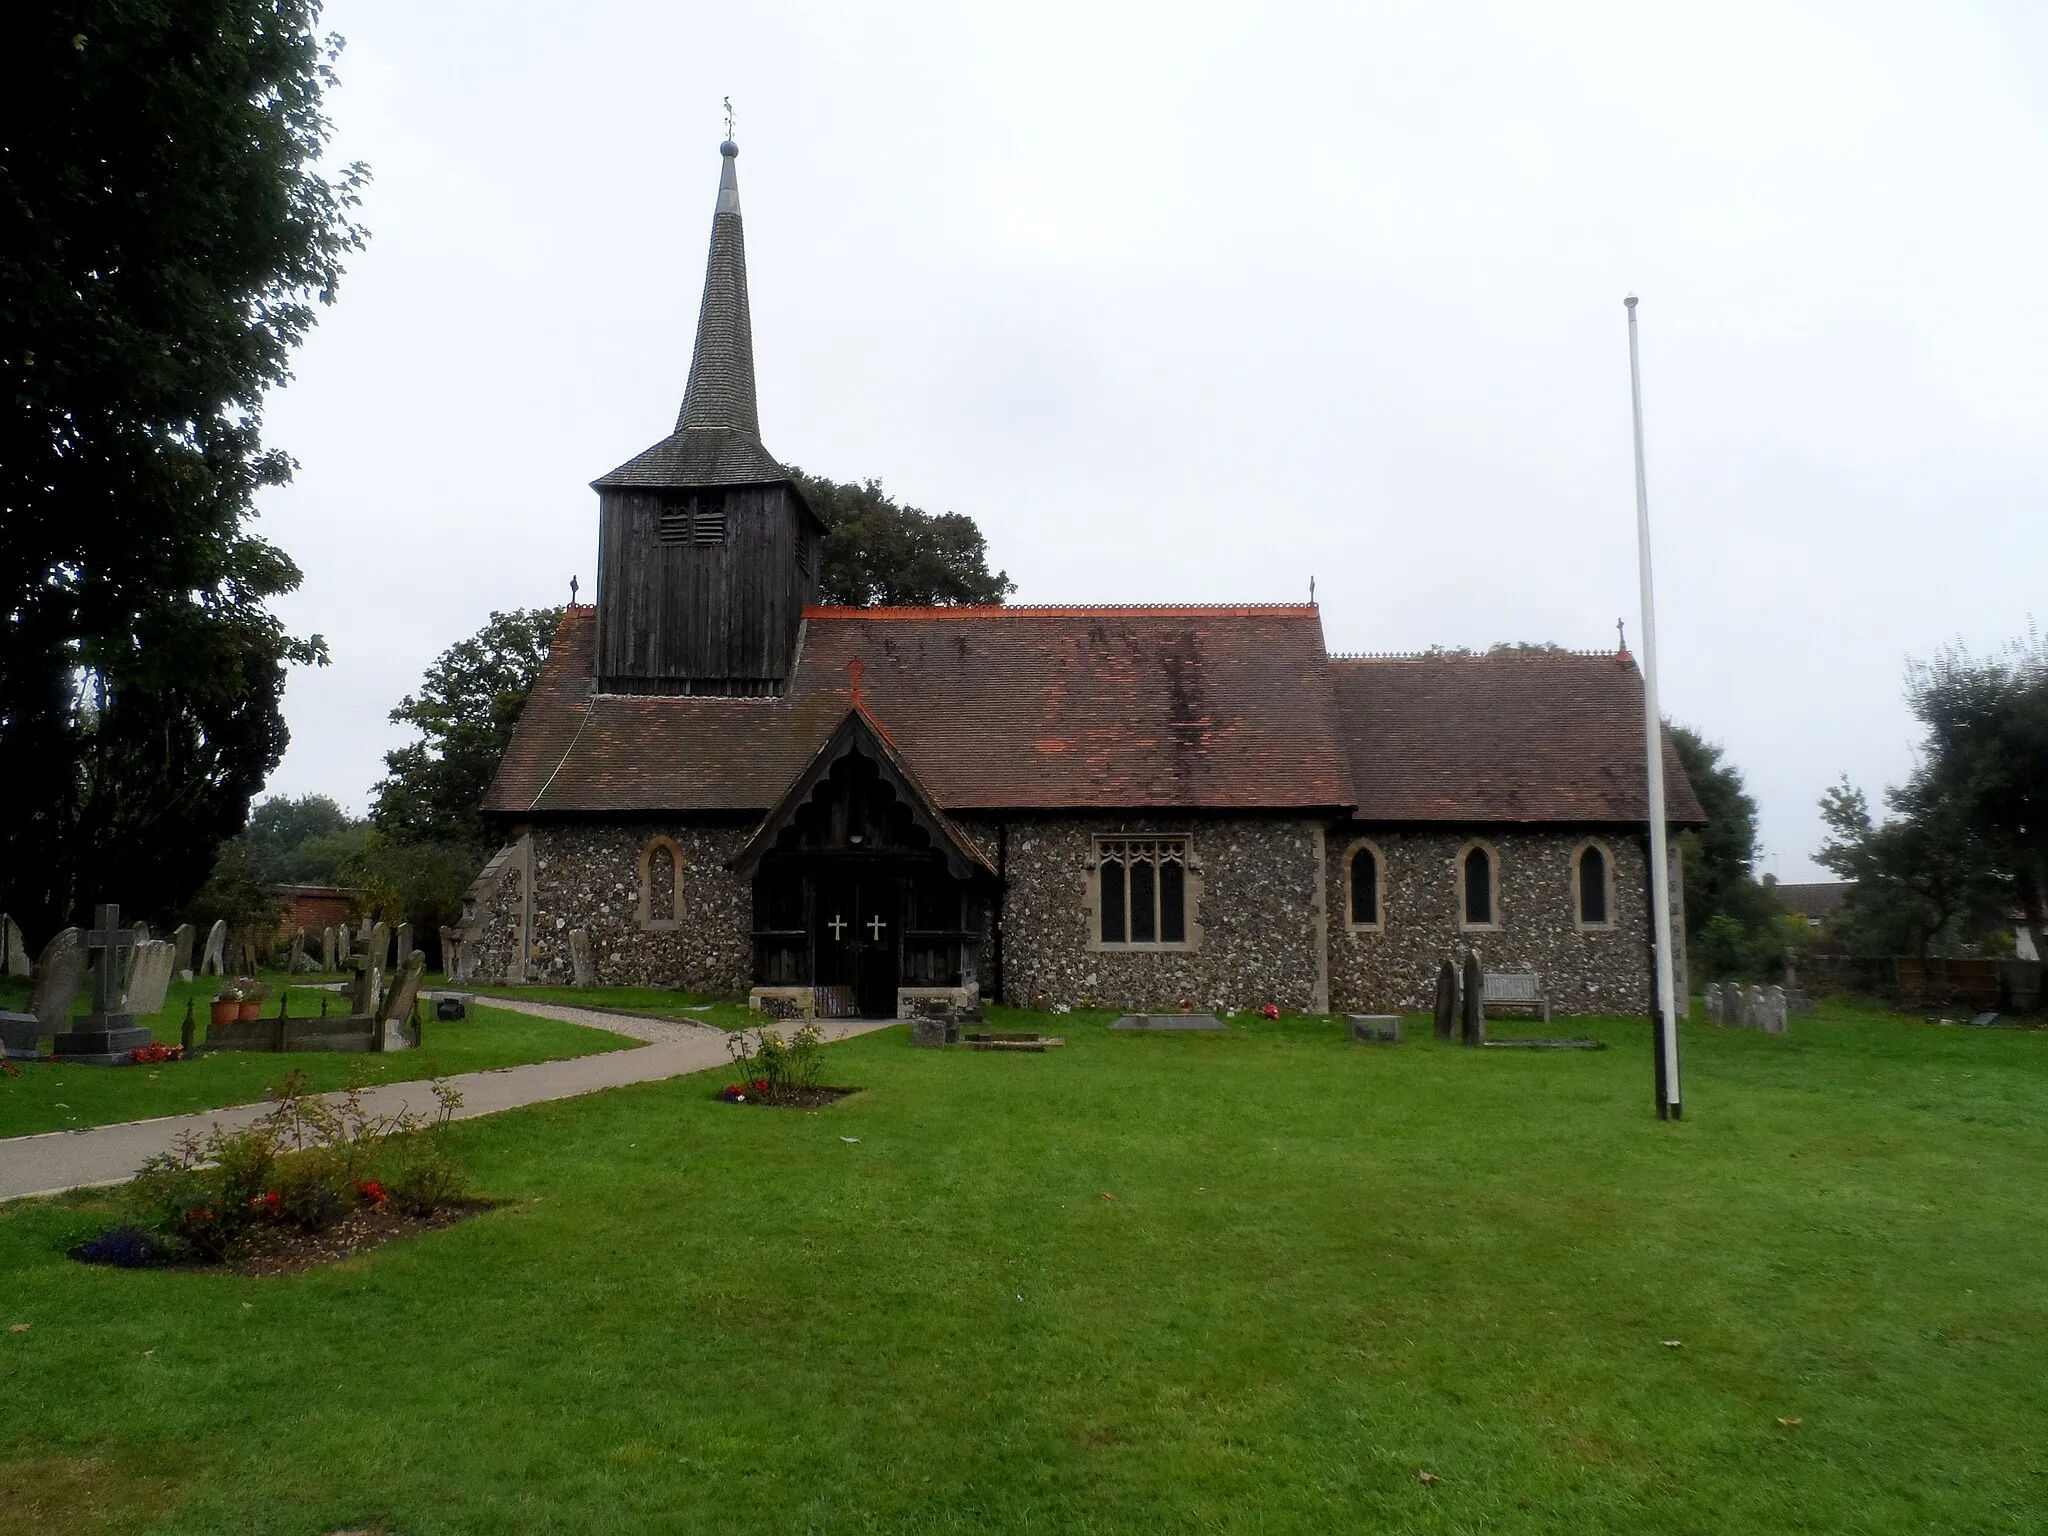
left=720, top=139, right=738, bottom=157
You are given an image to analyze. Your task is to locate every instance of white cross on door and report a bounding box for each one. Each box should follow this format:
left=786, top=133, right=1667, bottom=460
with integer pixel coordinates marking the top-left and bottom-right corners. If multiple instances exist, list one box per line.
left=827, top=914, right=847, bottom=940
left=867, top=914, right=887, bottom=940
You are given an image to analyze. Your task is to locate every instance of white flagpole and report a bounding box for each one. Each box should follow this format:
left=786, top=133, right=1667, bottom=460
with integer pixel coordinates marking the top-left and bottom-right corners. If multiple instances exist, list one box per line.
left=1625, top=295, right=1682, bottom=1120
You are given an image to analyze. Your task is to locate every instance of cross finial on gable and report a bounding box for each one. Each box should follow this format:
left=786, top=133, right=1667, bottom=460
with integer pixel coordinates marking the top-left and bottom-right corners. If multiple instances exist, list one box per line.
left=846, top=656, right=866, bottom=707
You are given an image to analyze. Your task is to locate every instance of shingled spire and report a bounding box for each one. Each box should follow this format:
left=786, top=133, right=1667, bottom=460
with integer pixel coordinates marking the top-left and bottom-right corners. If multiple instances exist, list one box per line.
left=593, top=136, right=793, bottom=490
left=677, top=139, right=759, bottom=436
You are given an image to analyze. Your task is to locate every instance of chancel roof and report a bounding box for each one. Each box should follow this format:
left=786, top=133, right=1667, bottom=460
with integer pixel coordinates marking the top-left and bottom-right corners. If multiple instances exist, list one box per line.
left=1329, top=650, right=1707, bottom=824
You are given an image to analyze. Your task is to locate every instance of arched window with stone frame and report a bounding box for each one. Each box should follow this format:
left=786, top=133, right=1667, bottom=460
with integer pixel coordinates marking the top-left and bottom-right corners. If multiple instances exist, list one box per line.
left=1573, top=839, right=1614, bottom=930
left=638, top=836, right=683, bottom=932
left=1345, top=839, right=1384, bottom=931
left=1457, top=839, right=1500, bottom=931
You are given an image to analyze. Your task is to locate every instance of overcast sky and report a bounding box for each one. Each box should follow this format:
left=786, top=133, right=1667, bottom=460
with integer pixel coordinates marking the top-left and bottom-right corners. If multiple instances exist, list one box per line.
left=257, top=0, right=2048, bottom=880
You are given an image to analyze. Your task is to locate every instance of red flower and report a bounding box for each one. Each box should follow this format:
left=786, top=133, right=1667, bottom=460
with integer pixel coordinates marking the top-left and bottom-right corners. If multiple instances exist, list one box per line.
left=355, top=1180, right=387, bottom=1207
left=752, top=1078, right=770, bottom=1093
left=1261, top=1004, right=1281, bottom=1020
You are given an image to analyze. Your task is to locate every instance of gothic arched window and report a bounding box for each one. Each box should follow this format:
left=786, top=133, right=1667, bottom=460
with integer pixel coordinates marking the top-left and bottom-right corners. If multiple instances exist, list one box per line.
left=1576, top=841, right=1612, bottom=928
left=638, top=836, right=683, bottom=931
left=1348, top=842, right=1382, bottom=929
left=1460, top=842, right=1498, bottom=929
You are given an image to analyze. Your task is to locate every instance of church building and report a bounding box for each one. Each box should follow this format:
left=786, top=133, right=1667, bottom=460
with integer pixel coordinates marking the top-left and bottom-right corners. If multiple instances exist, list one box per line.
left=469, top=138, right=1704, bottom=1018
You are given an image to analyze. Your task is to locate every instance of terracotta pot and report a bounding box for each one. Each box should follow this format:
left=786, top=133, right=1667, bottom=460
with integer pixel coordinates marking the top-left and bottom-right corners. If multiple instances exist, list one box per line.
left=238, top=999, right=262, bottom=1021
left=210, top=999, right=239, bottom=1028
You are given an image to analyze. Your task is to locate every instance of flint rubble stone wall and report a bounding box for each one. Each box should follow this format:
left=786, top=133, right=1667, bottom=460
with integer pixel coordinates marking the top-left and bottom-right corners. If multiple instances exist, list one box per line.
left=963, top=815, right=1324, bottom=1013
left=466, top=820, right=755, bottom=992
left=1324, top=826, right=1686, bottom=1016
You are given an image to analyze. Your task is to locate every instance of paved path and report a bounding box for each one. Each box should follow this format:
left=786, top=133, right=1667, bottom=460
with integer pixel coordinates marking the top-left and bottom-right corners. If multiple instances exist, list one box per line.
left=0, top=1000, right=897, bottom=1204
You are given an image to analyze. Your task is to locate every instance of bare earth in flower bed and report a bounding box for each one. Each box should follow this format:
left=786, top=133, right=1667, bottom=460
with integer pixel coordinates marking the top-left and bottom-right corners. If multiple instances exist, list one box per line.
left=209, top=1201, right=495, bottom=1278
left=730, top=1086, right=860, bottom=1109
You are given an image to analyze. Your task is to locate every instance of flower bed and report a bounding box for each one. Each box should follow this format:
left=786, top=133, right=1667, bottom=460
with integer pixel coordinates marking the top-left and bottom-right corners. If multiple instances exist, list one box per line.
left=69, top=1069, right=477, bottom=1273
left=719, top=1023, right=859, bottom=1109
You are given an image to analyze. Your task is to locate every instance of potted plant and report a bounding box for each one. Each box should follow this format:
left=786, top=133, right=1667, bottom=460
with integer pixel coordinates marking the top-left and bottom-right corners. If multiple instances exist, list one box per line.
left=210, top=980, right=241, bottom=1029
left=235, top=977, right=268, bottom=1021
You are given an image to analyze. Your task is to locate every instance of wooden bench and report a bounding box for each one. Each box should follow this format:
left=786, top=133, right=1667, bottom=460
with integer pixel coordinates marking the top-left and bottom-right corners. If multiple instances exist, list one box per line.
left=1482, top=972, right=1549, bottom=1024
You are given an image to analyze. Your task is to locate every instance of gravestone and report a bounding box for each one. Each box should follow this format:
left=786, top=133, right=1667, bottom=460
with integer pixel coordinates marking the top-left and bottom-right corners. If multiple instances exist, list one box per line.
left=337, top=922, right=352, bottom=964
left=1702, top=982, right=1721, bottom=1023
left=321, top=926, right=336, bottom=971
left=287, top=930, right=305, bottom=977
left=0, top=914, right=28, bottom=979
left=378, top=952, right=426, bottom=1050
left=1460, top=951, right=1486, bottom=1046
left=1348, top=1014, right=1402, bottom=1043
left=171, top=922, right=196, bottom=979
left=1432, top=960, right=1459, bottom=1041
left=121, top=940, right=178, bottom=1016
left=363, top=921, right=390, bottom=976
left=1763, top=985, right=1789, bottom=1035
left=395, top=923, right=413, bottom=971
left=568, top=927, right=595, bottom=988
left=199, top=919, right=227, bottom=976
left=1, top=926, right=87, bottom=1055
left=911, top=1015, right=952, bottom=1047
left=53, top=904, right=155, bottom=1063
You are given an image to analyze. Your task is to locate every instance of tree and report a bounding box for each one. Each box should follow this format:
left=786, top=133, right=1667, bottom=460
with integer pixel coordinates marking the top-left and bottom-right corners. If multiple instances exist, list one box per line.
left=790, top=470, right=1015, bottom=607
left=1900, top=629, right=2048, bottom=960
left=0, top=2, right=365, bottom=940
left=371, top=609, right=565, bottom=848
left=1815, top=777, right=2004, bottom=958
left=1666, top=723, right=1784, bottom=975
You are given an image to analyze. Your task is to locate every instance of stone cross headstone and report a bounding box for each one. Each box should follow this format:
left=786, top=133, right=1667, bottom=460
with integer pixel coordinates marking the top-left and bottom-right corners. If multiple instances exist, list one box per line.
left=1460, top=951, right=1486, bottom=1047
left=53, top=904, right=154, bottom=1062
left=199, top=919, right=227, bottom=976
left=171, top=922, right=196, bottom=979
left=121, top=940, right=177, bottom=1016
left=568, top=927, right=595, bottom=988
left=0, top=914, right=28, bottom=979
left=1432, top=959, right=1458, bottom=1040
left=321, top=926, right=337, bottom=971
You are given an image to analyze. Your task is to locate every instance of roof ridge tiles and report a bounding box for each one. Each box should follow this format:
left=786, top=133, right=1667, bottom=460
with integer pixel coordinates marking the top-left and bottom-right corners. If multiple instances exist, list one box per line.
left=1328, top=648, right=1624, bottom=662
left=803, top=603, right=1323, bottom=620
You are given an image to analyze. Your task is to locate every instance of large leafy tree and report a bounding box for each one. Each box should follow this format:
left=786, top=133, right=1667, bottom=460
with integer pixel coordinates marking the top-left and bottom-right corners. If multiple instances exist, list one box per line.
left=0, top=2, right=364, bottom=939
left=1666, top=723, right=1788, bottom=977
left=1900, top=630, right=2048, bottom=960
left=791, top=470, right=1015, bottom=607
left=371, top=609, right=564, bottom=848
left=1815, top=777, right=2005, bottom=957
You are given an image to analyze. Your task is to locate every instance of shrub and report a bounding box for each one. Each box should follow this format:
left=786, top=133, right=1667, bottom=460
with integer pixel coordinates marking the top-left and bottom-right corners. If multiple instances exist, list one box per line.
left=69, top=1224, right=172, bottom=1269
left=725, top=1023, right=824, bottom=1104
left=114, top=1071, right=470, bottom=1264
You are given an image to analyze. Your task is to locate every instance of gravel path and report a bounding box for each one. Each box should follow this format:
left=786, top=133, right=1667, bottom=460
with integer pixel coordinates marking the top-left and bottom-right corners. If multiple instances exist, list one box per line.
left=0, top=1000, right=896, bottom=1203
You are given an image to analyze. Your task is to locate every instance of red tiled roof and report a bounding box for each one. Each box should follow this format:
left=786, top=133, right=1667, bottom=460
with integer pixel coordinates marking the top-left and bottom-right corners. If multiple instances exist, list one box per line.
left=1329, top=651, right=1707, bottom=824
left=485, top=605, right=1351, bottom=814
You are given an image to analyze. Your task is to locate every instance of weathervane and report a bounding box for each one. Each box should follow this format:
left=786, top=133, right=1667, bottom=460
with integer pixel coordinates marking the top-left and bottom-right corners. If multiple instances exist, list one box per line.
left=570, top=575, right=580, bottom=607
left=723, top=95, right=734, bottom=142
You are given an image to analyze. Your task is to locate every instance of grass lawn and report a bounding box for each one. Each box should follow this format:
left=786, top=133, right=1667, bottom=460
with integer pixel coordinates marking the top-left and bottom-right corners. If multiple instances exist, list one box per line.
left=0, top=975, right=638, bottom=1138
left=466, top=981, right=756, bottom=1028
left=3, top=1001, right=2047, bottom=1533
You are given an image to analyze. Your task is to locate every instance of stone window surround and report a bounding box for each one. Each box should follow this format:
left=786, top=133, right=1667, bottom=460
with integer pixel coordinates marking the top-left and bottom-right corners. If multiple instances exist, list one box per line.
left=637, top=835, right=685, bottom=932
left=1456, top=838, right=1502, bottom=932
left=1572, top=837, right=1616, bottom=931
left=1082, top=833, right=1205, bottom=953
left=1343, top=837, right=1386, bottom=932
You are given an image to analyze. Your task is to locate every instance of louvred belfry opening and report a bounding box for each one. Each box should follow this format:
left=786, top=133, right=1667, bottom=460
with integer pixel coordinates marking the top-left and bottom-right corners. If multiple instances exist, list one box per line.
left=588, top=136, right=826, bottom=696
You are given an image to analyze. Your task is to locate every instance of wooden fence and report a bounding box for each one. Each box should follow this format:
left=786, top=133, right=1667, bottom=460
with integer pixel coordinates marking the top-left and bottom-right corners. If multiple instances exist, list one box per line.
left=1796, top=955, right=2041, bottom=1012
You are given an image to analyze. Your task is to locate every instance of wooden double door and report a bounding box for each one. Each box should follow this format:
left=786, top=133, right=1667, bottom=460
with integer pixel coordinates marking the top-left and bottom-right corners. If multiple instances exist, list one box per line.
left=752, top=857, right=977, bottom=1019
left=810, top=873, right=900, bottom=1019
